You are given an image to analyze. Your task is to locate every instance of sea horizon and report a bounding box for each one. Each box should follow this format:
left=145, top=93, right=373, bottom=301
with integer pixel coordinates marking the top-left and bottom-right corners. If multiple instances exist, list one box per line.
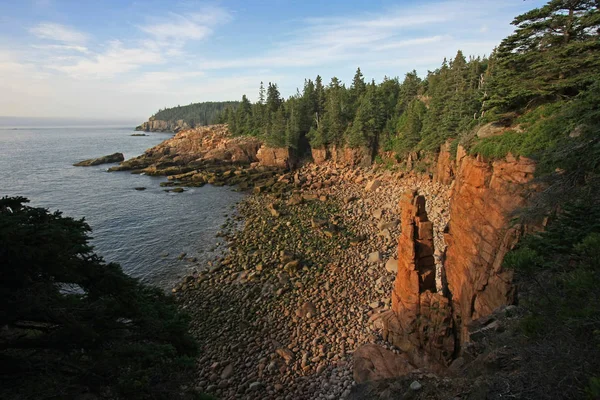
left=0, top=116, right=144, bottom=129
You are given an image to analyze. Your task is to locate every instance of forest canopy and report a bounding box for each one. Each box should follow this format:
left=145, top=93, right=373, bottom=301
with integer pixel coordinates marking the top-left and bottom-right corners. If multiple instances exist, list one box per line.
left=152, top=101, right=240, bottom=127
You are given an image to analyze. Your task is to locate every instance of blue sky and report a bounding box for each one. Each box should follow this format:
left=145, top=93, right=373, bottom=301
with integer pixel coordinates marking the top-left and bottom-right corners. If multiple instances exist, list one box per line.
left=0, top=0, right=547, bottom=121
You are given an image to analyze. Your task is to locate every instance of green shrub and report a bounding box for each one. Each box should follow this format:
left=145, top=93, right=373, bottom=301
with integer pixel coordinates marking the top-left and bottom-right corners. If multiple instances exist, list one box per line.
left=0, top=197, right=199, bottom=400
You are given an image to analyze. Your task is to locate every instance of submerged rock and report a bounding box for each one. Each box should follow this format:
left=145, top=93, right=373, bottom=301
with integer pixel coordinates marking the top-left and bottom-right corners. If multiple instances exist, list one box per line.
left=73, top=152, right=124, bottom=166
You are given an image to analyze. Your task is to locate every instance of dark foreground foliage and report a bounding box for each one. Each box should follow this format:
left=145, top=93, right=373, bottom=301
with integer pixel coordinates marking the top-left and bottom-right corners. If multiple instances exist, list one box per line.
left=0, top=197, right=203, bottom=400
left=504, top=199, right=600, bottom=398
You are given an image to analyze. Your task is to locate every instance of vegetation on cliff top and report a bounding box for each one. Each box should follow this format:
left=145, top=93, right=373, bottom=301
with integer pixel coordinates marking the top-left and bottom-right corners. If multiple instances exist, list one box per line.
left=151, top=101, right=240, bottom=127
left=0, top=197, right=202, bottom=400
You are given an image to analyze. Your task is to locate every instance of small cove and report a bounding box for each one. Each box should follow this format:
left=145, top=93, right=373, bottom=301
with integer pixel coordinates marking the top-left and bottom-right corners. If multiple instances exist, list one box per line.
left=0, top=125, right=244, bottom=289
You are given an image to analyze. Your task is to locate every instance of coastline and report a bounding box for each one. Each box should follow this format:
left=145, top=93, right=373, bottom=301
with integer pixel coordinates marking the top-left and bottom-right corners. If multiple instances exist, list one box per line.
left=173, top=162, right=450, bottom=399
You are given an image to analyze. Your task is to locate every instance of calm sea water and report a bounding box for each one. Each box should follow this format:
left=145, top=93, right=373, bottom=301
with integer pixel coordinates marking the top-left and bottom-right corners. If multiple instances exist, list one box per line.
left=0, top=126, right=244, bottom=288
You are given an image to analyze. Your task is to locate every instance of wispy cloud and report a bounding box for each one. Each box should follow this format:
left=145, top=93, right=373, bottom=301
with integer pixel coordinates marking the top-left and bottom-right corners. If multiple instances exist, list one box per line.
left=37, top=5, right=231, bottom=79
left=2, top=0, right=544, bottom=118
left=31, top=44, right=89, bottom=53
left=138, top=6, right=231, bottom=41
left=49, top=40, right=165, bottom=79
left=30, top=22, right=88, bottom=44
left=196, top=0, right=521, bottom=74
left=373, top=36, right=447, bottom=51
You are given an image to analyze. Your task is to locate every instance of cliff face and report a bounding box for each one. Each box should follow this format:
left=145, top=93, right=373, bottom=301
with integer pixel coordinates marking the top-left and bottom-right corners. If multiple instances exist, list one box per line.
left=256, top=146, right=295, bottom=169
left=311, top=146, right=372, bottom=167
left=135, top=118, right=190, bottom=132
left=382, top=146, right=535, bottom=367
left=444, top=149, right=535, bottom=343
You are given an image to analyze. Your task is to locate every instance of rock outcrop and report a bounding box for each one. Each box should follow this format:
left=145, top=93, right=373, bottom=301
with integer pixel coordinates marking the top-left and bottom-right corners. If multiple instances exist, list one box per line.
left=444, top=150, right=535, bottom=343
left=382, top=192, right=455, bottom=367
left=135, top=117, right=190, bottom=132
left=311, top=148, right=329, bottom=164
left=110, top=125, right=262, bottom=172
left=311, top=146, right=372, bottom=167
left=73, top=152, right=124, bottom=166
left=434, top=140, right=455, bottom=185
left=256, top=146, right=295, bottom=169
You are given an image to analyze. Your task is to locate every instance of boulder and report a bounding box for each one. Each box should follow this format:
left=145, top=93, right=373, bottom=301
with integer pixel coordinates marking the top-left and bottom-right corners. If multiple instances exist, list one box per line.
left=256, top=146, right=294, bottom=169
left=365, top=180, right=381, bottom=192
left=353, top=344, right=415, bottom=383
left=377, top=220, right=399, bottom=231
left=385, top=259, right=398, bottom=274
left=296, top=301, right=317, bottom=318
left=476, top=122, right=507, bottom=138
left=220, top=363, right=234, bottom=379
left=368, top=251, right=382, bottom=263
left=276, top=348, right=295, bottom=364
left=372, top=208, right=384, bottom=220
left=267, top=203, right=280, bottom=218
left=287, top=194, right=303, bottom=206
left=74, top=152, right=124, bottom=166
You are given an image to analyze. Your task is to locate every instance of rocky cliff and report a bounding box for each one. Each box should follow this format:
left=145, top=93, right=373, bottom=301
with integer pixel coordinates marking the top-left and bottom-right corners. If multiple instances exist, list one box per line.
left=444, top=148, right=536, bottom=343
left=311, top=146, right=372, bottom=167
left=376, top=146, right=536, bottom=374
left=109, top=124, right=298, bottom=193
left=256, top=146, right=295, bottom=169
left=111, top=125, right=262, bottom=173
left=135, top=117, right=190, bottom=132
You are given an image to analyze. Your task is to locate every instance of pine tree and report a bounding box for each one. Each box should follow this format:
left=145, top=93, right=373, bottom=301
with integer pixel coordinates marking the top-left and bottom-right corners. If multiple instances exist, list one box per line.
left=266, top=82, right=283, bottom=113
left=396, top=70, right=422, bottom=114
left=347, top=84, right=381, bottom=149
left=315, top=75, right=326, bottom=128
left=394, top=99, right=427, bottom=155
left=258, top=81, right=265, bottom=105
left=487, top=0, right=600, bottom=112
left=234, top=94, right=252, bottom=135
left=323, top=77, right=346, bottom=146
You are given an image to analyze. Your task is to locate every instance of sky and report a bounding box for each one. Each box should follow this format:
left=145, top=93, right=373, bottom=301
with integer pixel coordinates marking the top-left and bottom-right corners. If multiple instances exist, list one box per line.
left=0, top=0, right=547, bottom=121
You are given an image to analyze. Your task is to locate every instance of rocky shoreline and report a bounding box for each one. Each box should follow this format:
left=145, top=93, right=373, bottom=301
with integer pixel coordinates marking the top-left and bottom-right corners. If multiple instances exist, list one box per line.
left=172, top=162, right=450, bottom=399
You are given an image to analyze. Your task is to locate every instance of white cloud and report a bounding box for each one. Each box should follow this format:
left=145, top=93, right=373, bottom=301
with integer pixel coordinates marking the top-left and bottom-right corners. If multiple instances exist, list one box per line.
left=139, top=13, right=212, bottom=41
left=138, top=6, right=231, bottom=41
left=36, top=5, right=232, bottom=80
left=49, top=40, right=165, bottom=79
left=31, top=44, right=89, bottom=53
left=126, top=71, right=206, bottom=92
left=373, top=36, right=447, bottom=51
left=195, top=0, right=529, bottom=75
left=30, top=22, right=88, bottom=44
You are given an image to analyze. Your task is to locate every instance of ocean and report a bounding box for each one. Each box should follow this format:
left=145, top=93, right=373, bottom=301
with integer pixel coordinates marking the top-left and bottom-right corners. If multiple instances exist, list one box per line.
left=0, top=125, right=245, bottom=289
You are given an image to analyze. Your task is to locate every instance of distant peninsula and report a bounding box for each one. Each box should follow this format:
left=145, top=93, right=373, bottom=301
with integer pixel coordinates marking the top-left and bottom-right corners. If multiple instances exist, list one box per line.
left=135, top=101, right=239, bottom=132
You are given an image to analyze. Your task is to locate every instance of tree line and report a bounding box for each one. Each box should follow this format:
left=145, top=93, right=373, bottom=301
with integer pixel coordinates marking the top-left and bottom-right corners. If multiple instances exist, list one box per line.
left=219, top=0, right=599, bottom=163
